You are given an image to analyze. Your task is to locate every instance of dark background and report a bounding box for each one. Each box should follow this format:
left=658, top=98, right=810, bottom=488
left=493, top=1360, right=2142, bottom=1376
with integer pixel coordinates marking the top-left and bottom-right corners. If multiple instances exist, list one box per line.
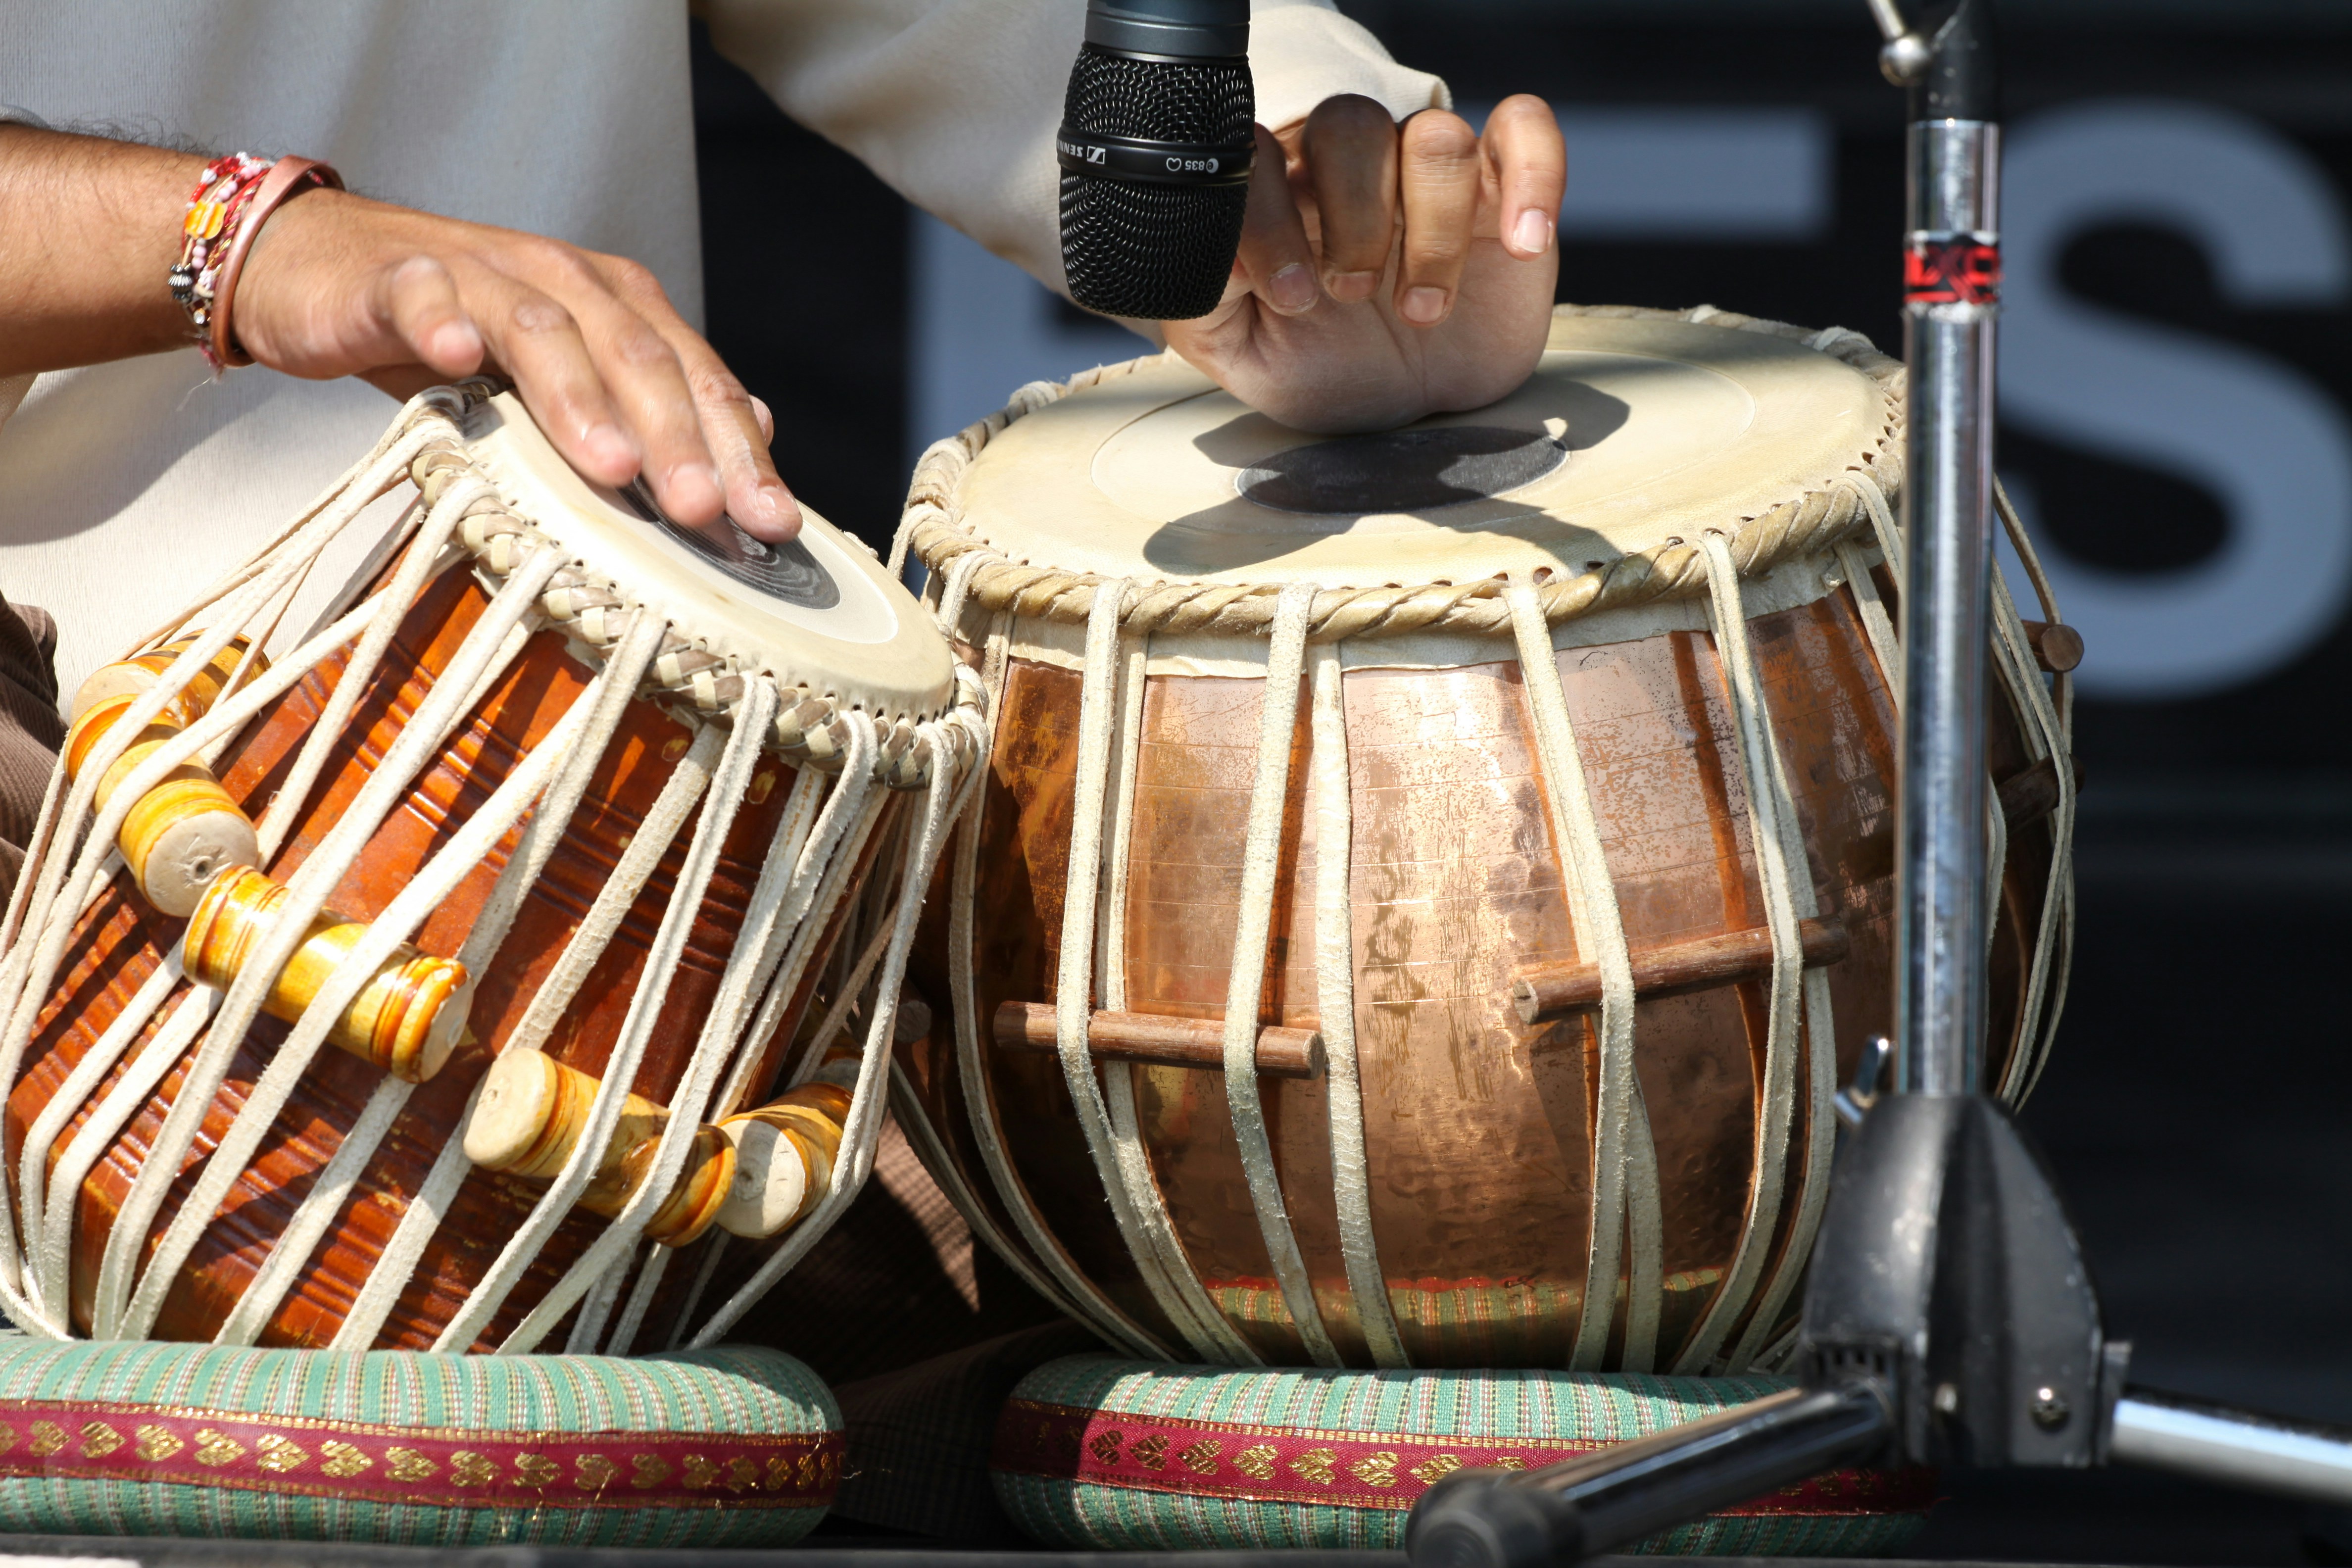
left=693, top=4, right=2352, bottom=1559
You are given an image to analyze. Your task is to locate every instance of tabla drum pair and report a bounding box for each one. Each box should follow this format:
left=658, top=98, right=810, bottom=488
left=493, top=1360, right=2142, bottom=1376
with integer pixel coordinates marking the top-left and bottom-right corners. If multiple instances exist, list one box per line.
left=895, top=304, right=2077, bottom=1378
left=0, top=381, right=977, bottom=1355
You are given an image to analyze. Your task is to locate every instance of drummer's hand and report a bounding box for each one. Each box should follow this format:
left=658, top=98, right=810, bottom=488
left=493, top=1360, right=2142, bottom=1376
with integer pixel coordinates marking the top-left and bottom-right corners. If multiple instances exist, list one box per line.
left=1159, top=95, right=1562, bottom=435
left=233, top=191, right=798, bottom=540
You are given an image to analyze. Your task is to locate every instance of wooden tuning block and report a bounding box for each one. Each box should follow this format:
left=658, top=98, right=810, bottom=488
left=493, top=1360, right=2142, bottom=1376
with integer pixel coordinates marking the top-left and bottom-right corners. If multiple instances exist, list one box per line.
left=69, top=634, right=268, bottom=728
left=63, top=635, right=267, bottom=917
left=463, top=1056, right=860, bottom=1246
left=712, top=1081, right=853, bottom=1239
left=465, top=1051, right=736, bottom=1247
left=184, top=868, right=470, bottom=1084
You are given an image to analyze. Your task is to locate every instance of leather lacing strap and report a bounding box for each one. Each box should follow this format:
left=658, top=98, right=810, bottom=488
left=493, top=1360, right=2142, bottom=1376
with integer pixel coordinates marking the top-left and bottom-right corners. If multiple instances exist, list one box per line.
left=1220, top=583, right=1342, bottom=1368
left=1507, top=574, right=1661, bottom=1373
left=691, top=697, right=991, bottom=1347
left=1045, top=585, right=1241, bottom=1362
left=1309, top=642, right=1408, bottom=1370
left=1674, top=534, right=1839, bottom=1376
left=110, top=542, right=564, bottom=1342
left=948, top=610, right=1171, bottom=1360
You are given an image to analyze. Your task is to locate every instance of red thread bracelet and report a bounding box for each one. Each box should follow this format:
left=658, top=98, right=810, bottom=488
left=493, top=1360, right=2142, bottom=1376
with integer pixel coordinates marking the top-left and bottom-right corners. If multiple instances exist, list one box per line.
left=168, top=153, right=343, bottom=373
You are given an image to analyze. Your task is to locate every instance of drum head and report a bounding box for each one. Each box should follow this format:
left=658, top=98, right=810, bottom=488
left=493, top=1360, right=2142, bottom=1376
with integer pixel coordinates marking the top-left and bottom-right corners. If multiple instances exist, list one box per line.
left=464, top=392, right=955, bottom=722
left=953, top=311, right=1895, bottom=588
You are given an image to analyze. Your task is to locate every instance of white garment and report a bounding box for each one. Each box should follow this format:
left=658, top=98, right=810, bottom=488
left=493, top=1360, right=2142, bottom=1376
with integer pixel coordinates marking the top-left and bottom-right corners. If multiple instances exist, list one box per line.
left=0, top=0, right=1442, bottom=695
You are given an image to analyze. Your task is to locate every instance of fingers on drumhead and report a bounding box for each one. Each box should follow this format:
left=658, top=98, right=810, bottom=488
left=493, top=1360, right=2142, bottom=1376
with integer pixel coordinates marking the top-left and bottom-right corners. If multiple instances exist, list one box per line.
left=1482, top=94, right=1565, bottom=260
left=1397, top=109, right=1482, bottom=325
left=1241, top=124, right=1319, bottom=317
left=1302, top=95, right=1399, bottom=301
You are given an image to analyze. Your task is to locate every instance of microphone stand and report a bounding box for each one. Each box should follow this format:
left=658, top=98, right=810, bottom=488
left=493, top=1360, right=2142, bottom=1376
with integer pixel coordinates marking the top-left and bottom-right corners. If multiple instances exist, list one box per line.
left=1404, top=3, right=2352, bottom=1563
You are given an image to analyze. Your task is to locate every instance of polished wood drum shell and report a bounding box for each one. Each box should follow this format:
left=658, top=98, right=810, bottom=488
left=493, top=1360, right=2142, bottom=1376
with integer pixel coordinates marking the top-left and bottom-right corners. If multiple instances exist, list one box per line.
left=0, top=386, right=968, bottom=1353
left=11, top=569, right=826, bottom=1348
left=896, top=305, right=2076, bottom=1374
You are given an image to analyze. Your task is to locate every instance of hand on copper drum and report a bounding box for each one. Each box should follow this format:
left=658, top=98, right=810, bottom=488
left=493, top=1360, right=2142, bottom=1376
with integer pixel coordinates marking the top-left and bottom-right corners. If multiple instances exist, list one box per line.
left=1161, top=92, right=1565, bottom=437
left=228, top=188, right=799, bottom=542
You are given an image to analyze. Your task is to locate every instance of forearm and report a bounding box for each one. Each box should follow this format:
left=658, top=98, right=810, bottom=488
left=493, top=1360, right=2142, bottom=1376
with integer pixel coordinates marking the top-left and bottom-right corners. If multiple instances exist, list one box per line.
left=0, top=126, right=206, bottom=378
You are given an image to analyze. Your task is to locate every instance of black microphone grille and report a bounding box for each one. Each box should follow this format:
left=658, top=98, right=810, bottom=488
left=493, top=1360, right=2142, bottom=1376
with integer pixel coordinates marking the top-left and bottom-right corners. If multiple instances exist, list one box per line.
left=1059, top=45, right=1254, bottom=321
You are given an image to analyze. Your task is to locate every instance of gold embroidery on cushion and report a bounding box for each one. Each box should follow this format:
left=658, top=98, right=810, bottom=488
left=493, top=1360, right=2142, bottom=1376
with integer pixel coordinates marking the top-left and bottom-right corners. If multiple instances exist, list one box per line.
left=574, top=1454, right=618, bottom=1491
left=1177, top=1439, right=1222, bottom=1475
left=726, top=1457, right=761, bottom=1492
left=513, top=1453, right=559, bottom=1489
left=449, top=1451, right=497, bottom=1488
left=1087, top=1429, right=1123, bottom=1466
left=385, top=1447, right=438, bottom=1482
left=0, top=1423, right=18, bottom=1455
left=1293, top=1447, right=1337, bottom=1485
left=681, top=1455, right=719, bottom=1490
left=796, top=1451, right=821, bottom=1489
left=1129, top=1434, right=1170, bottom=1470
left=1233, top=1444, right=1276, bottom=1481
left=320, top=1440, right=371, bottom=1478
left=1494, top=1457, right=1526, bottom=1471
left=28, top=1421, right=66, bottom=1458
left=192, top=1428, right=243, bottom=1467
left=764, top=1454, right=796, bottom=1491
left=1410, top=1454, right=1463, bottom=1485
left=1351, top=1450, right=1400, bottom=1488
left=135, top=1425, right=183, bottom=1462
left=79, top=1422, right=124, bottom=1459
left=255, top=1435, right=309, bottom=1473
left=631, top=1454, right=672, bottom=1488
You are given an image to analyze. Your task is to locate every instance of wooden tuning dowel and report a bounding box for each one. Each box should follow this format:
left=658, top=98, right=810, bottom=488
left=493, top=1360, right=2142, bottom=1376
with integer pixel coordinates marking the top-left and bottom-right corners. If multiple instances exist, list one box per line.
left=62, top=636, right=268, bottom=917
left=712, top=1081, right=853, bottom=1239
left=465, top=1051, right=736, bottom=1247
left=1512, top=917, right=1851, bottom=1027
left=183, top=868, right=470, bottom=1084
left=2017, top=619, right=2085, bottom=674
left=992, top=1002, right=1325, bottom=1079
left=1995, top=754, right=2081, bottom=828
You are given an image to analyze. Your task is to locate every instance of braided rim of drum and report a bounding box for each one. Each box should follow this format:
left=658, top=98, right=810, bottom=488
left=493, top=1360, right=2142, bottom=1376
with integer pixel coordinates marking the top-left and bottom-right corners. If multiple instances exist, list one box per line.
left=0, top=380, right=989, bottom=1356
left=885, top=310, right=2079, bottom=1382
left=891, top=303, right=1907, bottom=639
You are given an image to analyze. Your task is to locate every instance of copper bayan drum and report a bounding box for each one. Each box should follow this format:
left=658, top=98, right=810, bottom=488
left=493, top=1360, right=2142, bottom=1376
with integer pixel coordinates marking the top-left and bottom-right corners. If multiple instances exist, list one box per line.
left=895, top=305, right=2077, bottom=1375
left=0, top=382, right=980, bottom=1353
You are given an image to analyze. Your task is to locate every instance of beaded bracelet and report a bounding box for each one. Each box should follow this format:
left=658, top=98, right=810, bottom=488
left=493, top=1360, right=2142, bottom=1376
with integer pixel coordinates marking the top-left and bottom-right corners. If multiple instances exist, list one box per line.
left=169, top=151, right=343, bottom=373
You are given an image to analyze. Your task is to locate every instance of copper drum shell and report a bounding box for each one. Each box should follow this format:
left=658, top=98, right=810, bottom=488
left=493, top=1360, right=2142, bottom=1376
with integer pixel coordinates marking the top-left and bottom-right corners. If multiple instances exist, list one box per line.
left=902, top=567, right=2053, bottom=1369
left=6, top=563, right=893, bottom=1350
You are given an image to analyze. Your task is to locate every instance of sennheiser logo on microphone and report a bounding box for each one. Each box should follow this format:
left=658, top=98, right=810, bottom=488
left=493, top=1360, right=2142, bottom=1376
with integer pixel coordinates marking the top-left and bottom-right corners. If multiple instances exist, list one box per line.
left=1055, top=130, right=1252, bottom=188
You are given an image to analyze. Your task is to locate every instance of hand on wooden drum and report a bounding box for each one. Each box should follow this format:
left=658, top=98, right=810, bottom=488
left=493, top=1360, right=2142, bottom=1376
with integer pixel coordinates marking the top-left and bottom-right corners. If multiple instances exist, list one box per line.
left=1160, top=93, right=1563, bottom=434
left=233, top=188, right=799, bottom=543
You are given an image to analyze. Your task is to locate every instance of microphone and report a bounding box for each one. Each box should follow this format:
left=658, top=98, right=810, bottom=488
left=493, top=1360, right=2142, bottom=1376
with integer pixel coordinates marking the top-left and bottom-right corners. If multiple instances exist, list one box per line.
left=1057, top=0, right=1256, bottom=321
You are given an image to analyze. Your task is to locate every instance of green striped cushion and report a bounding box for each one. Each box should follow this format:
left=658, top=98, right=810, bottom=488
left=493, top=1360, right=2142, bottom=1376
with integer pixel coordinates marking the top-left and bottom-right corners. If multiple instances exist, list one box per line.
left=0, top=1337, right=838, bottom=1548
left=993, top=1355, right=1931, bottom=1555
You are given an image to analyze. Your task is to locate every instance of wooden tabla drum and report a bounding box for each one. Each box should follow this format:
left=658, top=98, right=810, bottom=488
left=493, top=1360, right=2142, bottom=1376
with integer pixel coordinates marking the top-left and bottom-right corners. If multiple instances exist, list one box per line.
left=894, top=304, right=2077, bottom=1375
left=0, top=382, right=979, bottom=1354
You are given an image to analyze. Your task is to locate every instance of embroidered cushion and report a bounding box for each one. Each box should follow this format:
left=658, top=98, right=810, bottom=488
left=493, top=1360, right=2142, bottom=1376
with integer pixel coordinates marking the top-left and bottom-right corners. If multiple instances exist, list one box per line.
left=0, top=1336, right=837, bottom=1547
left=994, top=1355, right=1931, bottom=1554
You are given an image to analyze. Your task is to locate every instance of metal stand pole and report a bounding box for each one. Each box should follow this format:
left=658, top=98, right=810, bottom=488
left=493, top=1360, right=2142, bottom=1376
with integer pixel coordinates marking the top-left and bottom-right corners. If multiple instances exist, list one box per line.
left=1402, top=5, right=2352, bottom=1562
left=1894, top=8, right=1999, bottom=1099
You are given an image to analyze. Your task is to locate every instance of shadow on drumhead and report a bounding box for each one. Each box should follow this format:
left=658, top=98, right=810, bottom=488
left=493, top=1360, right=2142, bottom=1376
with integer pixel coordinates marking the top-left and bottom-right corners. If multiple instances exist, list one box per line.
left=1139, top=383, right=1629, bottom=574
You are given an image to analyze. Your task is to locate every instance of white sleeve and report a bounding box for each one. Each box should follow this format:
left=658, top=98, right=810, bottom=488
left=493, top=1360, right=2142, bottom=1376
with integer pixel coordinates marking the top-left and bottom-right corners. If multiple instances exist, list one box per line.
left=699, top=0, right=1448, bottom=296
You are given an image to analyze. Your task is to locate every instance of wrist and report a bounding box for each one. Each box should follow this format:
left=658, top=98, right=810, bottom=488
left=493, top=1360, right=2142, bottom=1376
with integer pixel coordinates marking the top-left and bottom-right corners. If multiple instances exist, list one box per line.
left=168, top=152, right=342, bottom=373
left=0, top=127, right=206, bottom=377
